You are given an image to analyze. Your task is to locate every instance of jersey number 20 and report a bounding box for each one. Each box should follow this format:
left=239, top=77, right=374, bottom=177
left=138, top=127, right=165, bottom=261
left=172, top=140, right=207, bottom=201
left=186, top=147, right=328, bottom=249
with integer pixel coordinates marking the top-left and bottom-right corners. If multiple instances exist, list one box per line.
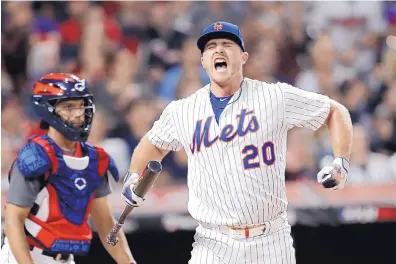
left=242, top=141, right=275, bottom=169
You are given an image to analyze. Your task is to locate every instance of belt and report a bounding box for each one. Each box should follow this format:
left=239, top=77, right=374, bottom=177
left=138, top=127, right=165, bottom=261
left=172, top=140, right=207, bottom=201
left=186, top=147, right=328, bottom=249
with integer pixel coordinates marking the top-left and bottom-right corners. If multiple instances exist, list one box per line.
left=29, top=245, right=70, bottom=261
left=199, top=214, right=287, bottom=239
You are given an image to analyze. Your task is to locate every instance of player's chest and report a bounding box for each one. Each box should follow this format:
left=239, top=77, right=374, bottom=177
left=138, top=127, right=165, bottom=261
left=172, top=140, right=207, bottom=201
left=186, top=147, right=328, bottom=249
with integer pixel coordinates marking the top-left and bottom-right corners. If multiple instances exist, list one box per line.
left=185, top=97, right=283, bottom=154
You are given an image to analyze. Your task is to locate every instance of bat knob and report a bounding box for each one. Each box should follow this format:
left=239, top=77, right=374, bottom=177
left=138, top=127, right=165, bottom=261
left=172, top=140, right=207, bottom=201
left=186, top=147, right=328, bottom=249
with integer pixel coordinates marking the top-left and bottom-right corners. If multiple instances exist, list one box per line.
left=148, top=160, right=162, bottom=173
left=106, top=234, right=119, bottom=246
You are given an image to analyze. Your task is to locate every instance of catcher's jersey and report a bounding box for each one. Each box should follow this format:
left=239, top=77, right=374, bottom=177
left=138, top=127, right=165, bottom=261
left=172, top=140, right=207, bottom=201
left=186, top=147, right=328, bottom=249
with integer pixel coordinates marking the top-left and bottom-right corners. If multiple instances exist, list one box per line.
left=147, top=78, right=330, bottom=226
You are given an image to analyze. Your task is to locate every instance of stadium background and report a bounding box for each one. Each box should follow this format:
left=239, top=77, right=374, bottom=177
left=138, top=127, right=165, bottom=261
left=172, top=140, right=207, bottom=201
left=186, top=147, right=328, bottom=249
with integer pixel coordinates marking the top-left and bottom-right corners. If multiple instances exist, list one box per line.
left=1, top=1, right=396, bottom=264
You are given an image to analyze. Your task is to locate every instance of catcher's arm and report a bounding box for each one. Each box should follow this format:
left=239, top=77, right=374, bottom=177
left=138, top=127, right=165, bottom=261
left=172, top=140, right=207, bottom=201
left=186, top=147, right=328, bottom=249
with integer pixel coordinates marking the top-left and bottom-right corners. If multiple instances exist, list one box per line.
left=91, top=196, right=135, bottom=263
left=4, top=164, right=42, bottom=264
left=4, top=204, right=34, bottom=264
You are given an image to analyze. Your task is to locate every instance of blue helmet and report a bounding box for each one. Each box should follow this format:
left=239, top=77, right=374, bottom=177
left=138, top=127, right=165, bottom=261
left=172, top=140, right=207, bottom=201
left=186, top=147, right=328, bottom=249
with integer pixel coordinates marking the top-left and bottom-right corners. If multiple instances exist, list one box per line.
left=32, top=73, right=95, bottom=142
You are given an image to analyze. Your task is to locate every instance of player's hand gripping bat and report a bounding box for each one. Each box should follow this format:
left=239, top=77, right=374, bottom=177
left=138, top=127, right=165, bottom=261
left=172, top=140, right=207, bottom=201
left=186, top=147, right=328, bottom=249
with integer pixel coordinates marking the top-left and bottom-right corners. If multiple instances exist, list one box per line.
left=106, top=160, right=162, bottom=246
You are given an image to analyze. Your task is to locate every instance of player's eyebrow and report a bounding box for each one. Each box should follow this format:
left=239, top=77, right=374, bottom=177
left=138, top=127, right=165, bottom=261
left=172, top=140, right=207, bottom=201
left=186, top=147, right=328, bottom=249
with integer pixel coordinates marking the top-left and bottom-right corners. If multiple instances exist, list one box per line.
left=222, top=40, right=235, bottom=45
left=206, top=41, right=217, bottom=47
left=207, top=40, right=235, bottom=47
left=58, top=100, right=84, bottom=108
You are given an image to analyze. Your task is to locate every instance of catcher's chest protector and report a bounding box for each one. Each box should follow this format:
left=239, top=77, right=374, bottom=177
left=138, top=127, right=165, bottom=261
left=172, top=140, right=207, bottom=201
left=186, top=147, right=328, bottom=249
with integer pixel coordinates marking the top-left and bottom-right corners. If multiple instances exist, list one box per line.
left=14, top=135, right=110, bottom=255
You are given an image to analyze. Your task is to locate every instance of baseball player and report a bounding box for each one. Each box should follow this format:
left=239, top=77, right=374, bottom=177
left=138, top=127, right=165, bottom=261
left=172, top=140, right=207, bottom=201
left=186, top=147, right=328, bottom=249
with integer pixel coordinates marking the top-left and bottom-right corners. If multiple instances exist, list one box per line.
left=122, top=21, right=353, bottom=264
left=2, top=73, right=136, bottom=264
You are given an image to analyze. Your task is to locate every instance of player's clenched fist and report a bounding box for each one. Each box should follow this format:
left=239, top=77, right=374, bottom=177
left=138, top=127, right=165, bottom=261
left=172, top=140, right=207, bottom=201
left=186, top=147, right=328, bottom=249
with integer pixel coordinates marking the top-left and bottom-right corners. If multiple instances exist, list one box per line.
left=121, top=172, right=144, bottom=206
left=317, top=157, right=349, bottom=190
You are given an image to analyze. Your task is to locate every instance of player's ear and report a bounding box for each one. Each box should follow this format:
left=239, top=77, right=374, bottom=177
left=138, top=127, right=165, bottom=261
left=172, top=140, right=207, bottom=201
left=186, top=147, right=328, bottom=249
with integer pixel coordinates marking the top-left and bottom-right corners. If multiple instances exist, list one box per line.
left=200, top=55, right=206, bottom=70
left=241, top=52, right=249, bottom=65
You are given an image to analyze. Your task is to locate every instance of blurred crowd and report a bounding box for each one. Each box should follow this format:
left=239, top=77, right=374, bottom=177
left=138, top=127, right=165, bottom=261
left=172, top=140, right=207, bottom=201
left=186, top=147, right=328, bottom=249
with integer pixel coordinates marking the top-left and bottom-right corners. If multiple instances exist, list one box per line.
left=2, top=1, right=396, bottom=190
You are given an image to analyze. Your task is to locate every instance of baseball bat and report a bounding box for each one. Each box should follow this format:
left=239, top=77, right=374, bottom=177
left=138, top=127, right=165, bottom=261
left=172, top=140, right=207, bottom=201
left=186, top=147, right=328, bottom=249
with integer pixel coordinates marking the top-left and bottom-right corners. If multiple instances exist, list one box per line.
left=106, top=160, right=162, bottom=246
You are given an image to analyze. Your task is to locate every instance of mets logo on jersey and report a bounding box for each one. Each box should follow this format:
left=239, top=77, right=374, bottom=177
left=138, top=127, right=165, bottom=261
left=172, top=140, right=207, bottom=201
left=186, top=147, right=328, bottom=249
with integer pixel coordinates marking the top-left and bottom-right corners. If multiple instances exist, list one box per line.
left=190, top=108, right=276, bottom=169
left=190, top=108, right=259, bottom=153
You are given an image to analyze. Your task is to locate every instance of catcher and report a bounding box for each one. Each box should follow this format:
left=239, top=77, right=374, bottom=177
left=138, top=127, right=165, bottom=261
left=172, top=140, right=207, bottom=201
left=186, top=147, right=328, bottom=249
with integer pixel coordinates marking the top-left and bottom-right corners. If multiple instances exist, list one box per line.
left=1, top=73, right=136, bottom=264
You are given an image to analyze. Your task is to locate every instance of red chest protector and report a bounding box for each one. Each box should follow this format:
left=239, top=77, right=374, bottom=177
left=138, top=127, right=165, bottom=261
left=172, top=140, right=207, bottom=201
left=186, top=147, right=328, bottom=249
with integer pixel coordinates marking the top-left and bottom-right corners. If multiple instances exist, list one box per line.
left=14, top=135, right=115, bottom=255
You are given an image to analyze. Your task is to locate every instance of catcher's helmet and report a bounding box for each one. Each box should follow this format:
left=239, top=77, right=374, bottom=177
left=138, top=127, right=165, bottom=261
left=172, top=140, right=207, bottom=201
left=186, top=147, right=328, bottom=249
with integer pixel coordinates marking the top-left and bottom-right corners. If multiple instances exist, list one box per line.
left=197, top=21, right=246, bottom=53
left=32, top=73, right=95, bottom=142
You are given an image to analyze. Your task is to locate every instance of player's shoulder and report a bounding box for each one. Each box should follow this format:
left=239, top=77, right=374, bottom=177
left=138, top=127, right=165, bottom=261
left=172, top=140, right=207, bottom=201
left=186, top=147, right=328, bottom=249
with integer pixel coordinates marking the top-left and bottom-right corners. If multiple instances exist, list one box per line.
left=182, top=84, right=209, bottom=102
left=166, top=84, right=210, bottom=109
left=245, top=78, right=291, bottom=93
left=17, top=139, right=52, bottom=178
left=273, top=81, right=297, bottom=90
left=83, top=141, right=111, bottom=162
left=84, top=141, right=105, bottom=152
left=83, top=142, right=120, bottom=181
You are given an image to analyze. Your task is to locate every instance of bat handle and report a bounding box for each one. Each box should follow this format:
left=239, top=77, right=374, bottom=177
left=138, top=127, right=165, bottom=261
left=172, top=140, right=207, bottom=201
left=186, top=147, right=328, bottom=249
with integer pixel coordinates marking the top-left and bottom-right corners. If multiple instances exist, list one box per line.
left=106, top=205, right=134, bottom=246
left=106, top=222, right=122, bottom=246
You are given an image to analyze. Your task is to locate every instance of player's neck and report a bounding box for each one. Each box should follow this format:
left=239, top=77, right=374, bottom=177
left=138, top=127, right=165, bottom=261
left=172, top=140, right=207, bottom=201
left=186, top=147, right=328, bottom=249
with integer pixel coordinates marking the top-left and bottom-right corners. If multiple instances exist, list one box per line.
left=210, top=75, right=244, bottom=97
left=47, top=127, right=76, bottom=152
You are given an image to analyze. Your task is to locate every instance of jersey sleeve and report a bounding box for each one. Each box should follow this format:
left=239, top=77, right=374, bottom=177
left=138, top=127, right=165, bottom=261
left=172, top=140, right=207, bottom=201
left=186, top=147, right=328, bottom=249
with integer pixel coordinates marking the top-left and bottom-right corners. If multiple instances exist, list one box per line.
left=94, top=171, right=111, bottom=198
left=146, top=101, right=183, bottom=151
left=6, top=163, right=43, bottom=208
left=280, top=82, right=331, bottom=131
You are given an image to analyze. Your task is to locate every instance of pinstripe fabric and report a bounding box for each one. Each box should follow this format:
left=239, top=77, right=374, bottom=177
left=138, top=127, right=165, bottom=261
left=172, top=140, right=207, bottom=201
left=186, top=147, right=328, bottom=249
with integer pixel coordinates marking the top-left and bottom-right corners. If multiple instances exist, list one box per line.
left=189, top=225, right=295, bottom=264
left=147, top=78, right=330, bottom=226
left=146, top=78, right=329, bottom=263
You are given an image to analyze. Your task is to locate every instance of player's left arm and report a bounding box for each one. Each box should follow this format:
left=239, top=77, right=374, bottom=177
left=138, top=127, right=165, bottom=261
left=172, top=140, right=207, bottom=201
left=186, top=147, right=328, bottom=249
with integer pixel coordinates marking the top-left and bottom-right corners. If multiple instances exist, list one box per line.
left=90, top=161, right=136, bottom=264
left=319, top=99, right=353, bottom=190
left=281, top=82, right=352, bottom=190
left=325, top=100, right=353, bottom=160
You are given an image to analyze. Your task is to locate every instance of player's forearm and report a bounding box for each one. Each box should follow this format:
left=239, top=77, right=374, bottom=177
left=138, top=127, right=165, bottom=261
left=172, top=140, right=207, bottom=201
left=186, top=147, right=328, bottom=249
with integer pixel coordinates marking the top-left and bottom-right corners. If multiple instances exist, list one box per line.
left=4, top=215, right=34, bottom=264
left=97, top=220, right=135, bottom=263
left=128, top=135, right=169, bottom=176
left=326, top=100, right=353, bottom=160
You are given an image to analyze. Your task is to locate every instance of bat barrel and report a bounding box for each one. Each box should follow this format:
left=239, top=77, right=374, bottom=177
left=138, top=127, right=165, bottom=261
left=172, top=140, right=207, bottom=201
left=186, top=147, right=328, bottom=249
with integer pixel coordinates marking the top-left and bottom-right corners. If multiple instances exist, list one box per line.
left=107, top=160, right=162, bottom=246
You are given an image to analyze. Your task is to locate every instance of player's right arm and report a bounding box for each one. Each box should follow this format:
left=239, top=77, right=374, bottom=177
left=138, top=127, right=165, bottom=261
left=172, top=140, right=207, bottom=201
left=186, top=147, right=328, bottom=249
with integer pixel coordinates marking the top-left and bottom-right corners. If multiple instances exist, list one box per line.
left=122, top=101, right=183, bottom=206
left=4, top=142, right=50, bottom=264
left=4, top=203, right=33, bottom=264
left=4, top=163, right=43, bottom=264
left=127, top=135, right=169, bottom=182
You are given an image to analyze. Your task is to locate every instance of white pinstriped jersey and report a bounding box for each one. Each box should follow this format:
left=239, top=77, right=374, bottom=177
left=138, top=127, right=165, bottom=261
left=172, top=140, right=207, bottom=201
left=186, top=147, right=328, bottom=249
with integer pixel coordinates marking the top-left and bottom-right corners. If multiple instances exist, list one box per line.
left=147, top=78, right=330, bottom=226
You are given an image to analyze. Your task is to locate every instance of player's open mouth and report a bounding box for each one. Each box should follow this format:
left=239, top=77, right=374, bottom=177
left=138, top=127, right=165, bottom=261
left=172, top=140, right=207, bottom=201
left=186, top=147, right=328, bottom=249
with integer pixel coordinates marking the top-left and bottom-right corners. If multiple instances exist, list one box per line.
left=214, top=58, right=227, bottom=72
